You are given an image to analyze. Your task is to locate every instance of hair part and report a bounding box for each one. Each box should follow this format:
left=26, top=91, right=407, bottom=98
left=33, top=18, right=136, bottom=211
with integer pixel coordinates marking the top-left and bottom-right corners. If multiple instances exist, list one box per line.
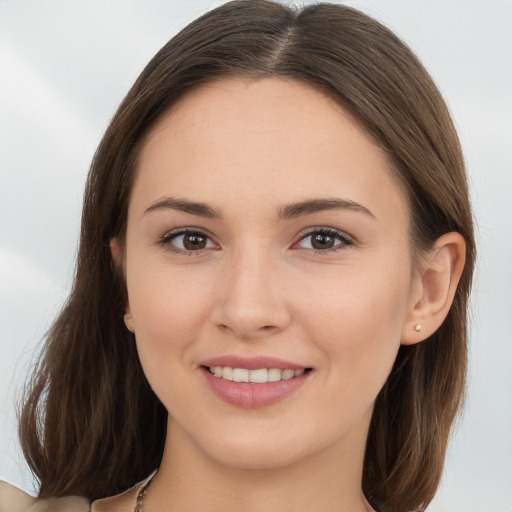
left=19, top=2, right=475, bottom=510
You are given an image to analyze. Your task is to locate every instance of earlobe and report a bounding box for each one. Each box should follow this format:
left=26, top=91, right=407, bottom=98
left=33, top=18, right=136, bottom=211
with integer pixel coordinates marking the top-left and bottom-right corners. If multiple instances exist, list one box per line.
left=401, top=232, right=466, bottom=345
left=110, top=238, right=134, bottom=333
left=124, top=310, right=135, bottom=332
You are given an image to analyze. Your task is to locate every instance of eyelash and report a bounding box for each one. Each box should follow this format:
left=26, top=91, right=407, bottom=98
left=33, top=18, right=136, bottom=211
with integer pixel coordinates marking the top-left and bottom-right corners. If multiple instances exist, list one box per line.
left=294, top=227, right=353, bottom=254
left=157, top=228, right=216, bottom=256
left=157, top=227, right=353, bottom=256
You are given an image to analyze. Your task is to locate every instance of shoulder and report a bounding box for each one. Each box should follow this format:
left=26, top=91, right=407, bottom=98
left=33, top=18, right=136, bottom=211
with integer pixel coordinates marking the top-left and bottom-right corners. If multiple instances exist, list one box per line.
left=90, top=486, right=137, bottom=512
left=90, top=472, right=154, bottom=512
left=0, top=481, right=35, bottom=512
left=0, top=481, right=89, bottom=512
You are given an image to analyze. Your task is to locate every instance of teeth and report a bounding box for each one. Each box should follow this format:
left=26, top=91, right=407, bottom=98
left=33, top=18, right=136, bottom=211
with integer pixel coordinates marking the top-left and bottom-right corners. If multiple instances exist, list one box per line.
left=249, top=368, right=267, bottom=383
left=222, top=367, right=233, bottom=381
left=267, top=368, right=282, bottom=382
left=282, top=369, right=295, bottom=380
left=232, top=368, right=249, bottom=382
left=208, top=366, right=307, bottom=383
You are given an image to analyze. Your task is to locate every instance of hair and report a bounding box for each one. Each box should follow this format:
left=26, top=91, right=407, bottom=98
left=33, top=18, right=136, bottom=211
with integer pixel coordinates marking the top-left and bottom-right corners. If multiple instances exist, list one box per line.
left=19, top=1, right=475, bottom=511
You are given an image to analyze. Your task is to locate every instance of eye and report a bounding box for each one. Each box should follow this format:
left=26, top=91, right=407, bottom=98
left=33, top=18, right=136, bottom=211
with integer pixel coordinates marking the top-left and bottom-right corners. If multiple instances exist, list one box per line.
left=294, top=228, right=353, bottom=252
left=159, top=229, right=217, bottom=254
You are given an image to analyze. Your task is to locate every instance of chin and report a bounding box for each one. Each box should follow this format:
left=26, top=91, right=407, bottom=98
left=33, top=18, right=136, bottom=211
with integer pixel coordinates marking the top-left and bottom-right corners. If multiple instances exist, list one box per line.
left=205, top=439, right=305, bottom=471
left=193, top=421, right=344, bottom=473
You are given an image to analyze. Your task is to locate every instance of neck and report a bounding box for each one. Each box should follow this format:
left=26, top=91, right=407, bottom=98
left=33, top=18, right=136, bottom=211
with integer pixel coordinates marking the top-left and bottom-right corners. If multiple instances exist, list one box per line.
left=146, top=416, right=373, bottom=512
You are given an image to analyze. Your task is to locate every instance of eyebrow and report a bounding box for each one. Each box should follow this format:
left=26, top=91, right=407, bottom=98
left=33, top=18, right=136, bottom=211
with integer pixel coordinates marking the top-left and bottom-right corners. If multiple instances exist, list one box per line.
left=143, top=196, right=374, bottom=220
left=277, top=198, right=375, bottom=219
left=143, top=197, right=222, bottom=218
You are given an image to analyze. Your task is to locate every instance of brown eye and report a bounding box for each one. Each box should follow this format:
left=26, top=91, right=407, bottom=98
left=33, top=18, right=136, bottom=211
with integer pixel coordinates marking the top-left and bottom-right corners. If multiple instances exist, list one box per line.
left=311, top=233, right=336, bottom=250
left=183, top=233, right=207, bottom=250
left=160, top=230, right=216, bottom=253
left=295, top=228, right=353, bottom=253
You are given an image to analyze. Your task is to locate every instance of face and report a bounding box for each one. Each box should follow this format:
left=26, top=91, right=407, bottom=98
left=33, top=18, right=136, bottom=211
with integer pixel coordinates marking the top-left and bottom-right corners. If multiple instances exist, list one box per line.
left=121, top=78, right=420, bottom=470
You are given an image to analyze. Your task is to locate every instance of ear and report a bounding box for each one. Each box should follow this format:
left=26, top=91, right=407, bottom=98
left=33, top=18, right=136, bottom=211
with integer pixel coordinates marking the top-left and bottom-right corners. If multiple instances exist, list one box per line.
left=110, top=238, right=120, bottom=264
left=110, top=238, right=135, bottom=332
left=401, top=232, right=466, bottom=345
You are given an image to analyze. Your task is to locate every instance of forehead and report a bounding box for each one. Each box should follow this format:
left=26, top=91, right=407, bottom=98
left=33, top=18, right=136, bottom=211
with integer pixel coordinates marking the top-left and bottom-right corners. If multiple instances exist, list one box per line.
left=133, top=77, right=409, bottom=225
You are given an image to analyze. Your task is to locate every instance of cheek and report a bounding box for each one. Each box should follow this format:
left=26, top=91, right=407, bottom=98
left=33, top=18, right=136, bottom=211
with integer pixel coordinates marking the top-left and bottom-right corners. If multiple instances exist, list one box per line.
left=125, top=259, right=214, bottom=367
left=296, top=260, right=412, bottom=395
left=125, top=264, right=217, bottom=416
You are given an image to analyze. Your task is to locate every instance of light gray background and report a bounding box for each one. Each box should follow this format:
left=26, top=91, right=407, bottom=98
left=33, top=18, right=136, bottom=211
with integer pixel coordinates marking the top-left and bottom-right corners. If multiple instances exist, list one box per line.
left=1, top=1, right=511, bottom=510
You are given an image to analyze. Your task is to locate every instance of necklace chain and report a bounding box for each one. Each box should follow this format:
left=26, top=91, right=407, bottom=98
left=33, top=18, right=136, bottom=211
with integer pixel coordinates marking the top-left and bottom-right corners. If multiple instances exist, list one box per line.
left=134, top=474, right=154, bottom=512
left=133, top=474, right=374, bottom=512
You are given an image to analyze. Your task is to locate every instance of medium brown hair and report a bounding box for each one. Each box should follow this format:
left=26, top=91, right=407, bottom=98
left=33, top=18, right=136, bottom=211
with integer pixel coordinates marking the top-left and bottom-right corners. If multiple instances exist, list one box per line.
left=19, top=2, right=475, bottom=511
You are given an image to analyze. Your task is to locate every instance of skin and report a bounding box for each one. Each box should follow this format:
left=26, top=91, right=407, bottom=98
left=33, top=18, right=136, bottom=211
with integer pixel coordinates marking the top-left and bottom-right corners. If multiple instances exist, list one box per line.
left=101, top=78, right=465, bottom=512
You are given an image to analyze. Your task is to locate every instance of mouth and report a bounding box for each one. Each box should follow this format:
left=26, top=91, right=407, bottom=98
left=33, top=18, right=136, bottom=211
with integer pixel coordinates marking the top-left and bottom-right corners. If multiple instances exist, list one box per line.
left=203, top=365, right=313, bottom=384
left=200, top=363, right=313, bottom=408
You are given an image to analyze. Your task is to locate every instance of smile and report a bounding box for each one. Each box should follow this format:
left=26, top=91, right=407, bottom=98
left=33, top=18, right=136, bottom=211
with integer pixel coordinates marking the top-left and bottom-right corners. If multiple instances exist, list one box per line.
left=206, top=366, right=307, bottom=383
left=201, top=365, right=312, bottom=408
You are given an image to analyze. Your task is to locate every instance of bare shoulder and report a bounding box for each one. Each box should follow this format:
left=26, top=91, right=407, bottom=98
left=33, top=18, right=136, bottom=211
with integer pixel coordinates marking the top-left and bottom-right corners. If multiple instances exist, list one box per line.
left=90, top=486, right=138, bottom=512
left=0, top=480, right=89, bottom=512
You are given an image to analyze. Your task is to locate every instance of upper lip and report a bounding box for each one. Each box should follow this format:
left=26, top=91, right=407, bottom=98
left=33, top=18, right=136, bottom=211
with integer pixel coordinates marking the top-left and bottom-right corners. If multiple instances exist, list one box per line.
left=199, top=355, right=309, bottom=371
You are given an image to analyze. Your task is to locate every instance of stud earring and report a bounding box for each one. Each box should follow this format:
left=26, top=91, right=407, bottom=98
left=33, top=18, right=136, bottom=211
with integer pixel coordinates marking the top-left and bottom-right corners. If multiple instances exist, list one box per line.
left=413, top=324, right=422, bottom=332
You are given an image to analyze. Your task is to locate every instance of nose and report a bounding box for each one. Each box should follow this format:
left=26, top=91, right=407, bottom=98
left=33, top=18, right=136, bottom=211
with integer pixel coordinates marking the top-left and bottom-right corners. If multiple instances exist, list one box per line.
left=211, top=248, right=291, bottom=340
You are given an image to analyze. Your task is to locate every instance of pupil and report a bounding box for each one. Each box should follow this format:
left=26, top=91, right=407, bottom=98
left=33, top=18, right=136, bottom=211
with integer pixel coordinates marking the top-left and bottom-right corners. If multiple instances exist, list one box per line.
left=312, top=233, right=334, bottom=250
left=184, top=234, right=206, bottom=250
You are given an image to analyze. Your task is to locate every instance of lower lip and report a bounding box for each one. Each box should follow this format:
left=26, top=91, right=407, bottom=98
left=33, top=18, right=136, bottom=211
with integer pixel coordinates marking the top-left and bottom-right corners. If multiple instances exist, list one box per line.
left=201, top=367, right=310, bottom=409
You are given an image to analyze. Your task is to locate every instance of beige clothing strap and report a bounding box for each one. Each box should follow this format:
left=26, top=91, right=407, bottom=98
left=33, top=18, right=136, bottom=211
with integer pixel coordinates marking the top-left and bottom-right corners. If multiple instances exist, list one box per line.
left=0, top=481, right=89, bottom=512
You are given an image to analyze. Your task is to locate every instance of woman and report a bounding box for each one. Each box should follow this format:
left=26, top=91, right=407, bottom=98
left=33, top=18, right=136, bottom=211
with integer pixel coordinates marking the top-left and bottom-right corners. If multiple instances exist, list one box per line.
left=0, top=1, right=475, bottom=511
